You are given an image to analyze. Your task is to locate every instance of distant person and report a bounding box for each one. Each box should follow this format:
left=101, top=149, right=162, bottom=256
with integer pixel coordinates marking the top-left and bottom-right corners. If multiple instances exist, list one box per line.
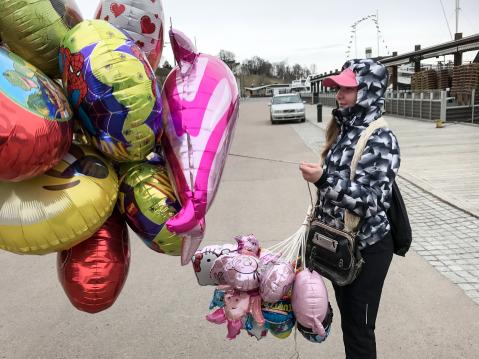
left=299, top=58, right=400, bottom=359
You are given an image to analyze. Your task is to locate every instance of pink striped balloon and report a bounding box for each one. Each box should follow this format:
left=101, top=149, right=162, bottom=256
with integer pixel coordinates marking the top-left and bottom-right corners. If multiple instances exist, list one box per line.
left=162, top=28, right=239, bottom=265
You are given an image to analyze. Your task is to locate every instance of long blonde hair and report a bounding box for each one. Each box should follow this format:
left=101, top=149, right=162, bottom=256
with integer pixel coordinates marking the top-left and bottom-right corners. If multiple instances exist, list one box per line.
left=321, top=116, right=340, bottom=160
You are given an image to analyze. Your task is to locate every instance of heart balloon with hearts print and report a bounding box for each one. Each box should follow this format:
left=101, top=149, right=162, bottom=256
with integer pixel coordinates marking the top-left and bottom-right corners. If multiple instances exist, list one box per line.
left=96, top=0, right=165, bottom=69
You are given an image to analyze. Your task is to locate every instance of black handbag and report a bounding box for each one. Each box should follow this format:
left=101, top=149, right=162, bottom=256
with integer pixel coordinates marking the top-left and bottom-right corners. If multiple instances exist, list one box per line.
left=305, top=118, right=388, bottom=286
left=306, top=217, right=364, bottom=286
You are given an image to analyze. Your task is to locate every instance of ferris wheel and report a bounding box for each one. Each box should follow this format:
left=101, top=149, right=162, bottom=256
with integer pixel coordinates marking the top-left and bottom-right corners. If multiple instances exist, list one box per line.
left=346, top=11, right=391, bottom=59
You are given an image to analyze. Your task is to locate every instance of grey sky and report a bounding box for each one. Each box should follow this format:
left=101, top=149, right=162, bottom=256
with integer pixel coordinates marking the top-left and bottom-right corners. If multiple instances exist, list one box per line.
left=79, top=0, right=479, bottom=73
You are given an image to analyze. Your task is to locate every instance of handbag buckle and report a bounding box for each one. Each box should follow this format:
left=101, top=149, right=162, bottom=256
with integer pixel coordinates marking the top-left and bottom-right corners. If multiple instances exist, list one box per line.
left=312, top=233, right=338, bottom=252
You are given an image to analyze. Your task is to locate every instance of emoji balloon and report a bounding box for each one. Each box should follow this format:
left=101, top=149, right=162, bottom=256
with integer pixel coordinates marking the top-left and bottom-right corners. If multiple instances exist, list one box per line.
left=0, top=145, right=118, bottom=255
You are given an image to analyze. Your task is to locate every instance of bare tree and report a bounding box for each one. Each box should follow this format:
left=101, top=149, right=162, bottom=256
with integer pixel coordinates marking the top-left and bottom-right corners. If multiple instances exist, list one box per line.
left=218, top=49, right=236, bottom=63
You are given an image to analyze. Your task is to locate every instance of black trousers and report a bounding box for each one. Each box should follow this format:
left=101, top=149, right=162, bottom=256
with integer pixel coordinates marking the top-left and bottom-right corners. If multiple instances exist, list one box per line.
left=333, top=233, right=393, bottom=359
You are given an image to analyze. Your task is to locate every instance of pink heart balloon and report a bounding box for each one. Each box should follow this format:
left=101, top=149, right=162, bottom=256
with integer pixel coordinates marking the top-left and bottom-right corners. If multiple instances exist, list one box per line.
left=162, top=28, right=239, bottom=265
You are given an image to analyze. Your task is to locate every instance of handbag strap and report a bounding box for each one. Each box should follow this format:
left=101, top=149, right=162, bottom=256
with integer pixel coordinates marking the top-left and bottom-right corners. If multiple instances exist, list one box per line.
left=343, top=117, right=388, bottom=233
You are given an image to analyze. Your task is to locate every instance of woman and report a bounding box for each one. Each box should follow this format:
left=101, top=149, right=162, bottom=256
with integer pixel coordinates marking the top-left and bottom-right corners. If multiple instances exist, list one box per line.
left=299, top=58, right=400, bottom=359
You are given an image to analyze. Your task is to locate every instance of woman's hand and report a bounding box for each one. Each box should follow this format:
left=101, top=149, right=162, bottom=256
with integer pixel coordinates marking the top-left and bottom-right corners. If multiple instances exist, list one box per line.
left=299, top=162, right=324, bottom=183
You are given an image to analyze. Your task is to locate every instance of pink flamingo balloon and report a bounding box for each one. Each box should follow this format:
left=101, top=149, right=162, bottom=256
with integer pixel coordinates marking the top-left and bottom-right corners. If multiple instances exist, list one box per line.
left=162, top=28, right=239, bottom=265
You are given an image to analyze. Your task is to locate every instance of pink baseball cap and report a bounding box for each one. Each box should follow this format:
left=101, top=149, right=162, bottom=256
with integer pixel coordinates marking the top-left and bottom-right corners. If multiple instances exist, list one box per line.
left=323, top=68, right=358, bottom=88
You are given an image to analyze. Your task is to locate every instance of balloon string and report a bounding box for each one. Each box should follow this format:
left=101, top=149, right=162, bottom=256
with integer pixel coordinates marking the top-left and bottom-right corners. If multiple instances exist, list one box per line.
left=289, top=326, right=301, bottom=359
left=229, top=153, right=301, bottom=165
left=267, top=182, right=315, bottom=267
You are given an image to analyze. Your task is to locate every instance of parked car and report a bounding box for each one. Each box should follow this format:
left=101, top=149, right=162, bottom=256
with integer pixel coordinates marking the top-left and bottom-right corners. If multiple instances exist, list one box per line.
left=269, top=93, right=306, bottom=124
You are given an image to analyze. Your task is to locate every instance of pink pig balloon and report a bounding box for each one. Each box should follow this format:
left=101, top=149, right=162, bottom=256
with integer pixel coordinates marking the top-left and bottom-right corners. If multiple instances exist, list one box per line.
left=291, top=270, right=329, bottom=337
left=210, top=254, right=260, bottom=292
left=162, top=28, right=239, bottom=265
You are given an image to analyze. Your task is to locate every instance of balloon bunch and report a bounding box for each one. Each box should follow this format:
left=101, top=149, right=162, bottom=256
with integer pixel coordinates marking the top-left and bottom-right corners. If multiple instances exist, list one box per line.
left=199, top=235, right=292, bottom=340
left=0, top=0, right=239, bottom=313
left=197, top=216, right=333, bottom=343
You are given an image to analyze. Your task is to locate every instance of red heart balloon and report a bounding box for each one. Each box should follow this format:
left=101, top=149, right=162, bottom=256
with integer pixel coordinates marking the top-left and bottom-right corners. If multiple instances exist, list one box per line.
left=110, top=3, right=126, bottom=17
left=141, top=15, right=156, bottom=34
left=57, top=210, right=130, bottom=314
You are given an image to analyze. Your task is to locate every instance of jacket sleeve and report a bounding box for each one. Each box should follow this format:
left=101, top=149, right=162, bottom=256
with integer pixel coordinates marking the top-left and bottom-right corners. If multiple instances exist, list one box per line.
left=315, top=128, right=400, bottom=218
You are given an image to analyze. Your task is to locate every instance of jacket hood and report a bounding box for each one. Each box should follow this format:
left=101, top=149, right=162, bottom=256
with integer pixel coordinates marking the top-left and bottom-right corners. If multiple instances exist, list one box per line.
left=334, top=59, right=389, bottom=128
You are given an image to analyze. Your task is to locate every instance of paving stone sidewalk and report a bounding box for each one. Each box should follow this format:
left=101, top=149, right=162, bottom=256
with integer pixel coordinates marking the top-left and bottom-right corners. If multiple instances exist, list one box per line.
left=291, top=118, right=479, bottom=304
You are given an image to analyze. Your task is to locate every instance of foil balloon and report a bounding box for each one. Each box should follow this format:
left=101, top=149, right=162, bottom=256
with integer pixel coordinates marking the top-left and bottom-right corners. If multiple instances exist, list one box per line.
left=291, top=270, right=329, bottom=337
left=0, top=47, right=73, bottom=181
left=210, top=254, right=260, bottom=291
left=209, top=288, right=225, bottom=310
left=95, top=0, right=165, bottom=69
left=206, top=289, right=249, bottom=340
left=57, top=210, right=130, bottom=314
left=60, top=20, right=162, bottom=162
left=0, top=0, right=82, bottom=77
left=259, top=260, right=295, bottom=303
left=162, top=28, right=240, bottom=264
left=0, top=145, right=118, bottom=255
left=118, top=162, right=182, bottom=255
left=192, top=244, right=238, bottom=286
left=235, top=234, right=260, bottom=257
left=297, top=303, right=333, bottom=344
left=243, top=314, right=268, bottom=340
left=262, top=299, right=296, bottom=339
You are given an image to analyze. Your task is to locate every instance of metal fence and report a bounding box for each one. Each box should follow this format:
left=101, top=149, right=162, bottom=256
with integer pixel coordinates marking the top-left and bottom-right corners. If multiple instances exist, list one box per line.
left=384, top=90, right=445, bottom=121
left=315, top=89, right=478, bottom=124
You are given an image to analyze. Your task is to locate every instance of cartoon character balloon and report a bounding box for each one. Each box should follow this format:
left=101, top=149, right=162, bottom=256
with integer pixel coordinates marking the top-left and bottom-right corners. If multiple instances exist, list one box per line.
left=60, top=20, right=162, bottom=162
left=192, top=244, right=238, bottom=286
left=0, top=0, right=82, bottom=77
left=210, top=254, right=260, bottom=292
left=206, top=287, right=264, bottom=340
left=206, top=289, right=249, bottom=340
left=0, top=145, right=118, bottom=255
left=259, top=260, right=295, bottom=303
left=57, top=210, right=130, bottom=314
left=262, top=299, right=296, bottom=339
left=162, top=28, right=239, bottom=264
left=235, top=234, right=261, bottom=257
left=118, top=162, right=182, bottom=255
left=96, top=0, right=165, bottom=69
left=0, top=47, right=73, bottom=182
